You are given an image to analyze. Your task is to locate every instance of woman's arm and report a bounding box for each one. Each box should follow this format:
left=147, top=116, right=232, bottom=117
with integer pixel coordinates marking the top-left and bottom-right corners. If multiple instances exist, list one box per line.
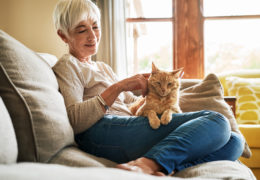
left=53, top=58, right=105, bottom=134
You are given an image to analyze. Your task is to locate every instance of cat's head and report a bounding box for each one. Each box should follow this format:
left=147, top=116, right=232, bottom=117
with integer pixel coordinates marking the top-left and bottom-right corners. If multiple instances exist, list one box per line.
left=148, top=62, right=183, bottom=97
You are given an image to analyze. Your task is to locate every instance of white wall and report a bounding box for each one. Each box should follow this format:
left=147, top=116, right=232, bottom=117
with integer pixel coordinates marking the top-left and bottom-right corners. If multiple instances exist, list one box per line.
left=0, top=0, right=67, bottom=58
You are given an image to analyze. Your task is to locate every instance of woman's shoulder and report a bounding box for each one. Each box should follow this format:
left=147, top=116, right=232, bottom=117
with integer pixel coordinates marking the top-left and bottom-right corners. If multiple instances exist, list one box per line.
left=56, top=54, right=76, bottom=65
left=52, top=54, right=86, bottom=82
left=53, top=54, right=80, bottom=71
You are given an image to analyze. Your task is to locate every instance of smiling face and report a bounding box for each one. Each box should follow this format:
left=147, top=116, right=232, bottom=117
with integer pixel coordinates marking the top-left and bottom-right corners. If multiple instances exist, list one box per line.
left=58, top=18, right=101, bottom=62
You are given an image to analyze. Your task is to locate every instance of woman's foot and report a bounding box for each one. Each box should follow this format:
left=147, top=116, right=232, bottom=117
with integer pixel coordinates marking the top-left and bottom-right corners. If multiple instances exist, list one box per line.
left=115, top=157, right=166, bottom=176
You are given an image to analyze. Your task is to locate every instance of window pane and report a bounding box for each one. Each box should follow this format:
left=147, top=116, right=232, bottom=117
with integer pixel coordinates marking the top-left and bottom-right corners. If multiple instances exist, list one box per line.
left=126, top=0, right=172, bottom=18
left=204, top=0, right=260, bottom=17
left=126, top=22, right=173, bottom=75
left=204, top=19, right=260, bottom=75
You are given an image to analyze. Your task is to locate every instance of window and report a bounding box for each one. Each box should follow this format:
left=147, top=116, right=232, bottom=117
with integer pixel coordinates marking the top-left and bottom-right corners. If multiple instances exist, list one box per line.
left=125, top=0, right=173, bottom=75
left=204, top=0, right=260, bottom=75
left=125, top=0, right=260, bottom=78
left=125, top=0, right=203, bottom=78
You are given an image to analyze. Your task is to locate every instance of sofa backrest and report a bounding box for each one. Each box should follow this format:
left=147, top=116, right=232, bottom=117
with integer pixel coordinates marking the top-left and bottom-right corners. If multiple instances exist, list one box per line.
left=0, top=30, right=74, bottom=163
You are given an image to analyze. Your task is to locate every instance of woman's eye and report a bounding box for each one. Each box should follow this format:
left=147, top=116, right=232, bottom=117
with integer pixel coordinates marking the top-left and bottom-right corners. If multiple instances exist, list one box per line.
left=93, top=26, right=99, bottom=30
left=78, top=30, right=86, bottom=33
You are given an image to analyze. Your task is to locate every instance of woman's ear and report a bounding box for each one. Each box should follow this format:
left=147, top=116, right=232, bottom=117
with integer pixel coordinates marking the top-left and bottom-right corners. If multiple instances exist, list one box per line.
left=57, top=30, right=68, bottom=43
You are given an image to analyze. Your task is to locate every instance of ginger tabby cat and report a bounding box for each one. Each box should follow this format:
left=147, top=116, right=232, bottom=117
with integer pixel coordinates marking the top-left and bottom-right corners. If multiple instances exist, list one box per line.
left=129, top=63, right=183, bottom=129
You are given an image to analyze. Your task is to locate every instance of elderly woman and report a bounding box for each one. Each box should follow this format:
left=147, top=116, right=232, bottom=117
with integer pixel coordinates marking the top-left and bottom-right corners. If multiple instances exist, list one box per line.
left=52, top=0, right=244, bottom=176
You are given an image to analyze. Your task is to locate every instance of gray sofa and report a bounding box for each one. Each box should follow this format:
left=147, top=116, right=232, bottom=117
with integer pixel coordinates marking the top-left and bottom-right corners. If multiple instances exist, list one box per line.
left=0, top=29, right=256, bottom=180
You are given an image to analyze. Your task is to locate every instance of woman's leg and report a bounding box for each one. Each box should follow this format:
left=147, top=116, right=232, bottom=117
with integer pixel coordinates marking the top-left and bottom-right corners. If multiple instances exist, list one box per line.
left=175, top=131, right=244, bottom=171
left=75, top=110, right=231, bottom=174
left=142, top=110, right=231, bottom=174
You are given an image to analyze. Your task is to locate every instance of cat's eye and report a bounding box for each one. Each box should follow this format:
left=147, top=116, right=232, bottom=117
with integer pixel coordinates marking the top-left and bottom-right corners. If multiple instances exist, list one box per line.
left=156, top=82, right=161, bottom=86
left=168, top=83, right=172, bottom=87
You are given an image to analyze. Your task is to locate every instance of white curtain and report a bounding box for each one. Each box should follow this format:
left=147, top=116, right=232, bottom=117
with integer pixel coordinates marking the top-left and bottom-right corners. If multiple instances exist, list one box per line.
left=95, top=0, right=128, bottom=79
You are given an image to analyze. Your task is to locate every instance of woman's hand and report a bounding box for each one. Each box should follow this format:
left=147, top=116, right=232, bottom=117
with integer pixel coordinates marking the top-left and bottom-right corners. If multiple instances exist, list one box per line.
left=142, top=73, right=151, bottom=80
left=118, top=74, right=149, bottom=97
left=99, top=73, right=149, bottom=113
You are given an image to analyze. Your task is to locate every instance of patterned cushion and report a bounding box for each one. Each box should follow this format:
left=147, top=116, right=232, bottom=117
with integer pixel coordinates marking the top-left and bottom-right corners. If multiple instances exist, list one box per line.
left=226, top=77, right=260, bottom=124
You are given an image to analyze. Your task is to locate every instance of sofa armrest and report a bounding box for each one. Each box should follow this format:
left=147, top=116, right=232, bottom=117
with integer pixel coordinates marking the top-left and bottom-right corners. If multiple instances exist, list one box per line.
left=224, top=96, right=236, bottom=116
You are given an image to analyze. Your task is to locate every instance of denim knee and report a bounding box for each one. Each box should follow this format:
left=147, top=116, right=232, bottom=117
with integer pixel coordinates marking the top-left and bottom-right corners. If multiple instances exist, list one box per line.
left=201, top=110, right=231, bottom=131
left=229, top=132, right=245, bottom=160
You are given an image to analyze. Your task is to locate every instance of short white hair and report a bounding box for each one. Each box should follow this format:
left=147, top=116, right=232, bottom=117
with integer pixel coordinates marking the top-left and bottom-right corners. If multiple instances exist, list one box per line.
left=53, top=0, right=100, bottom=35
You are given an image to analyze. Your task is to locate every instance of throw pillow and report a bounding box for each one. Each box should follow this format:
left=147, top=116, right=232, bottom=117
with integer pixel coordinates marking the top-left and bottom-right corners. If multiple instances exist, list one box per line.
left=0, top=96, right=18, bottom=164
left=37, top=52, right=58, bottom=67
left=225, top=76, right=260, bottom=124
left=180, top=73, right=252, bottom=158
left=0, top=30, right=74, bottom=162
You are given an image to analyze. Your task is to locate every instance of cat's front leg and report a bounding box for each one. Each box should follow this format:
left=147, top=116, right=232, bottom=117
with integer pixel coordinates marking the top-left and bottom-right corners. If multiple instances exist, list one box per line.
left=172, top=106, right=182, bottom=113
left=161, top=109, right=173, bottom=125
left=146, top=110, right=161, bottom=129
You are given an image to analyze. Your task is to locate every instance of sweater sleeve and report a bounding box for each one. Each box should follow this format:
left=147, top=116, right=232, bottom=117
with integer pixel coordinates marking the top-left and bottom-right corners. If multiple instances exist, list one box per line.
left=53, top=58, right=104, bottom=134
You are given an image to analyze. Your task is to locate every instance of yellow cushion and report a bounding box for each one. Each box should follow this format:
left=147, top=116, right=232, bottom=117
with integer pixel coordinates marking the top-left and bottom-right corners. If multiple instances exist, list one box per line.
left=218, top=69, right=260, bottom=96
left=239, top=125, right=260, bottom=148
left=226, top=77, right=260, bottom=124
left=239, top=148, right=260, bottom=168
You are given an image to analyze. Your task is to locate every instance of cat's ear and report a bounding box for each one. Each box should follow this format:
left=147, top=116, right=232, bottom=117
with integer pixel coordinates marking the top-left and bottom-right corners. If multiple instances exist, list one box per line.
left=172, top=67, right=184, bottom=78
left=151, top=62, right=159, bottom=74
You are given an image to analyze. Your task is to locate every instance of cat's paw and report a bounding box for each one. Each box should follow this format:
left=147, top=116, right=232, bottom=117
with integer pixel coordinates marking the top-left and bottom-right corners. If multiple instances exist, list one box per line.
left=147, top=111, right=161, bottom=129
left=149, top=118, right=161, bottom=129
left=161, top=110, right=172, bottom=125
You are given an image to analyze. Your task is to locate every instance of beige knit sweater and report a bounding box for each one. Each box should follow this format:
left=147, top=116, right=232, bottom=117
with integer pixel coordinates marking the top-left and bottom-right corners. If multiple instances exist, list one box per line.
left=53, top=54, right=137, bottom=134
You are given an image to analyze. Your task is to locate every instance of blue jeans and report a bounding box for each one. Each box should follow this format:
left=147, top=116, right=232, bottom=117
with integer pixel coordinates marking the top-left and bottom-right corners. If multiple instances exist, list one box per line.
left=75, top=110, right=244, bottom=174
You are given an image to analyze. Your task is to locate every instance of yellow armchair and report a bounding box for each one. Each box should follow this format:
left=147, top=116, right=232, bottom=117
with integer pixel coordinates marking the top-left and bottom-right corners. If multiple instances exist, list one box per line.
left=218, top=69, right=260, bottom=179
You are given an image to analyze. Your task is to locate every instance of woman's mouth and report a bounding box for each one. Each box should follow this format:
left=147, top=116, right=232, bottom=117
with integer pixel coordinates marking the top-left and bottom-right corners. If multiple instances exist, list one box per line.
left=85, top=43, right=96, bottom=47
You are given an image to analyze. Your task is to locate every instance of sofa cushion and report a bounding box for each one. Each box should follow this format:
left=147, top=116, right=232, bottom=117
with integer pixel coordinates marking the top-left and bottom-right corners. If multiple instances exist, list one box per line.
left=226, top=76, right=260, bottom=124
left=0, top=96, right=18, bottom=164
left=49, top=146, right=116, bottom=167
left=239, top=124, right=260, bottom=148
left=37, top=52, right=58, bottom=67
left=240, top=148, right=260, bottom=168
left=0, top=30, right=74, bottom=162
left=180, top=74, right=251, bottom=158
left=0, top=161, right=255, bottom=180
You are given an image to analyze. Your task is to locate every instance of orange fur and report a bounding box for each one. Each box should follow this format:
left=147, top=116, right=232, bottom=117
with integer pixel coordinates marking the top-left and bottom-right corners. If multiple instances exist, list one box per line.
left=129, top=63, right=183, bottom=129
left=129, top=97, right=145, bottom=115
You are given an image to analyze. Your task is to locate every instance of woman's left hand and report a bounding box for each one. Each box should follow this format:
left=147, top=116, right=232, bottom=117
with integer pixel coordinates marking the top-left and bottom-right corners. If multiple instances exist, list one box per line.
left=99, top=74, right=149, bottom=112
left=118, top=74, right=149, bottom=97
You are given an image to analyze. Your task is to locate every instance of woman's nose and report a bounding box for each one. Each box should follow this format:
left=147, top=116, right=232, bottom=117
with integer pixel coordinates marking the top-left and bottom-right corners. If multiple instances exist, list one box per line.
left=87, top=29, right=96, bottom=41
